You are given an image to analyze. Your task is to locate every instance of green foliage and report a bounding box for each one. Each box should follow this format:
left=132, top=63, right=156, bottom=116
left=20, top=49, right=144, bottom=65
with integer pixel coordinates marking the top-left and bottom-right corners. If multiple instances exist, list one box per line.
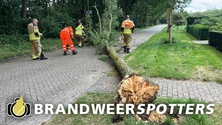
left=172, top=11, right=188, bottom=25
left=187, top=24, right=209, bottom=40
left=130, top=1, right=151, bottom=27
left=0, top=0, right=83, bottom=42
left=187, top=17, right=199, bottom=25
left=98, top=54, right=109, bottom=61
left=84, top=15, right=93, bottom=37
left=118, top=0, right=191, bottom=27
left=0, top=0, right=192, bottom=40
left=86, top=0, right=123, bottom=50
left=211, top=22, right=222, bottom=31
left=0, top=0, right=27, bottom=34
left=209, top=31, right=222, bottom=52
left=172, top=0, right=192, bottom=10
left=39, top=12, right=76, bottom=38
left=187, top=9, right=222, bottom=31
left=40, top=17, right=61, bottom=38
left=0, top=37, right=61, bottom=60
left=0, top=34, right=29, bottom=46
left=180, top=114, right=213, bottom=125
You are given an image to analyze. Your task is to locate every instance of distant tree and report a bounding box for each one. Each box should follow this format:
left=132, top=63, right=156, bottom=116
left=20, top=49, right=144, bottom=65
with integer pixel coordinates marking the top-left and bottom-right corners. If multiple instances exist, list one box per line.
left=87, top=0, right=123, bottom=50
left=172, top=10, right=188, bottom=25
left=21, top=0, right=28, bottom=18
left=188, top=9, right=222, bottom=31
left=168, top=0, right=191, bottom=43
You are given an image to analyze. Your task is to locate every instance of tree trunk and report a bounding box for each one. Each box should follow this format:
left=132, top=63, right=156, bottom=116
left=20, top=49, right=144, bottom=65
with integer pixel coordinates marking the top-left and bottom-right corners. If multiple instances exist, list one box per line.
left=21, top=0, right=28, bottom=18
left=106, top=46, right=133, bottom=78
left=168, top=0, right=173, bottom=43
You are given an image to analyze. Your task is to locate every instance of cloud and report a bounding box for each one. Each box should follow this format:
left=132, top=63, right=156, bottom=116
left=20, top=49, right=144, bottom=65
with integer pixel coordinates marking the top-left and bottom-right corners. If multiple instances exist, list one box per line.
left=184, top=0, right=222, bottom=12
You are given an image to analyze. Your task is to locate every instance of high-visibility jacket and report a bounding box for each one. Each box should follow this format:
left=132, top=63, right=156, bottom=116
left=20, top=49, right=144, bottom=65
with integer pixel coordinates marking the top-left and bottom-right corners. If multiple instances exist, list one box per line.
left=121, top=19, right=135, bottom=34
left=67, top=26, right=74, bottom=38
left=60, top=26, right=75, bottom=52
left=75, top=25, right=84, bottom=36
left=28, top=23, right=42, bottom=41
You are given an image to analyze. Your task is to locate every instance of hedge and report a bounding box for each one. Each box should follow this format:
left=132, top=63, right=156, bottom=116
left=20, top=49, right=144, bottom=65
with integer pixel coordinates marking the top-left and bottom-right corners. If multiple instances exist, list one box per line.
left=187, top=24, right=209, bottom=40
left=209, top=31, right=222, bottom=52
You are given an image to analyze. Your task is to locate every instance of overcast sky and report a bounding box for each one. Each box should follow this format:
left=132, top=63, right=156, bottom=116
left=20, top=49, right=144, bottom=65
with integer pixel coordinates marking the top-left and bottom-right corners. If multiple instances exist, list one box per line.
left=184, top=0, right=222, bottom=13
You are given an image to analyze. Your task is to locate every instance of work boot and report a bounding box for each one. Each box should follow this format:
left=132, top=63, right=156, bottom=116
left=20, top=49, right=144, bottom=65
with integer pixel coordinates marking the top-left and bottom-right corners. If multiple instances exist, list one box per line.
left=124, top=46, right=126, bottom=53
left=32, top=55, right=39, bottom=60
left=72, top=51, right=78, bottom=55
left=40, top=57, right=48, bottom=60
left=33, top=57, right=39, bottom=60
left=78, top=43, right=82, bottom=47
left=40, top=52, right=48, bottom=60
left=64, top=51, right=67, bottom=55
left=126, top=48, right=130, bottom=53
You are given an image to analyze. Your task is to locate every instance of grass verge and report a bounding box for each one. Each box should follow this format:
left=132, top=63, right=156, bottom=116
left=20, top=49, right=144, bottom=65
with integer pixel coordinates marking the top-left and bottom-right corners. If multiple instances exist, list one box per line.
left=125, top=26, right=222, bottom=83
left=46, top=92, right=221, bottom=125
left=0, top=36, right=62, bottom=61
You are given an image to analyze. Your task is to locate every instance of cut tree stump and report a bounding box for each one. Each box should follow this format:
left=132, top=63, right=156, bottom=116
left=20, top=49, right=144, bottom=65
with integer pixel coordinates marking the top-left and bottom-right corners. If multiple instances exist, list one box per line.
left=115, top=73, right=159, bottom=105
left=112, top=73, right=160, bottom=123
left=106, top=46, right=163, bottom=123
left=106, top=46, right=159, bottom=104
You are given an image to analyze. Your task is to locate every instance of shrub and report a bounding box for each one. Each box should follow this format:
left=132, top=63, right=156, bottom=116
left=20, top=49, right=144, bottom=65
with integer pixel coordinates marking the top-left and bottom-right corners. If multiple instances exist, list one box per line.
left=187, top=24, right=209, bottom=40
left=39, top=13, right=76, bottom=38
left=209, top=31, right=222, bottom=52
left=0, top=34, right=29, bottom=45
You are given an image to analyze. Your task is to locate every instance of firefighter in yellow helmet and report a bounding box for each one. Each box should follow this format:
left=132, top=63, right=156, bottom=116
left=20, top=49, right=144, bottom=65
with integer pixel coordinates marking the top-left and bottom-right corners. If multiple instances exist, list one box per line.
left=121, top=15, right=135, bottom=53
left=27, top=18, right=48, bottom=60
left=75, top=22, right=85, bottom=47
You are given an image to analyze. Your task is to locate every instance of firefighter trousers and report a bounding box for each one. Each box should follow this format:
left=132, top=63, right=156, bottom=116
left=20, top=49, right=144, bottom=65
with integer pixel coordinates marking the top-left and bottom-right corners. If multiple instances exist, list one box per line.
left=31, top=40, right=41, bottom=59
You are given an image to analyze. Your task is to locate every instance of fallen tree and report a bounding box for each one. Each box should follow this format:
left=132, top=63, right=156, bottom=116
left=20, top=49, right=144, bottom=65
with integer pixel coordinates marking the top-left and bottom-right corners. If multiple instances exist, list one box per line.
left=106, top=46, right=133, bottom=77
left=86, top=0, right=161, bottom=123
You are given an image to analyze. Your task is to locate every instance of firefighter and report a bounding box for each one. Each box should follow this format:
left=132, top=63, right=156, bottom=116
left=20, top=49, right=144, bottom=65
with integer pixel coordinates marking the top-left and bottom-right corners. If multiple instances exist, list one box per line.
left=60, top=26, right=77, bottom=55
left=28, top=18, right=48, bottom=60
left=76, top=19, right=81, bottom=27
left=121, top=15, right=135, bottom=53
left=75, top=22, right=85, bottom=47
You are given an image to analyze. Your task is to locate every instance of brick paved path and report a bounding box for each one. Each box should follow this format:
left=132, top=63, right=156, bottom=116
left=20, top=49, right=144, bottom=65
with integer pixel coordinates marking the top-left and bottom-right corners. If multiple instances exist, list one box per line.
left=0, top=47, right=116, bottom=125
left=0, top=25, right=221, bottom=125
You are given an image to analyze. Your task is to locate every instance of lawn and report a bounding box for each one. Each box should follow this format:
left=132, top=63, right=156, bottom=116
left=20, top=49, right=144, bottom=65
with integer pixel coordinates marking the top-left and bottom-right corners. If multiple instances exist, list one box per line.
left=0, top=37, right=62, bottom=61
left=125, top=26, right=222, bottom=83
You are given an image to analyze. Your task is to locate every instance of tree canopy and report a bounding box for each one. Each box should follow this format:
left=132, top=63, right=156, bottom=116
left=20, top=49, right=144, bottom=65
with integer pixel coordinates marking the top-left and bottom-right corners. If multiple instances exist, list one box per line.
left=188, top=9, right=222, bottom=31
left=0, top=0, right=192, bottom=37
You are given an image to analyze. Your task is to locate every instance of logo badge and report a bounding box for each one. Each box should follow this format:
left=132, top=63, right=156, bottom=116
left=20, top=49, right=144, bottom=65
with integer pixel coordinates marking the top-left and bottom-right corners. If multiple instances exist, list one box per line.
left=7, top=96, right=31, bottom=118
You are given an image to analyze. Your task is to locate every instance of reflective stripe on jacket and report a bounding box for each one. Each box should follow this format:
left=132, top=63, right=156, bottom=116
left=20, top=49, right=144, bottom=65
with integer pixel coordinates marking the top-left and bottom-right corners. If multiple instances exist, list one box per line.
left=123, top=26, right=132, bottom=34
left=121, top=20, right=135, bottom=34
